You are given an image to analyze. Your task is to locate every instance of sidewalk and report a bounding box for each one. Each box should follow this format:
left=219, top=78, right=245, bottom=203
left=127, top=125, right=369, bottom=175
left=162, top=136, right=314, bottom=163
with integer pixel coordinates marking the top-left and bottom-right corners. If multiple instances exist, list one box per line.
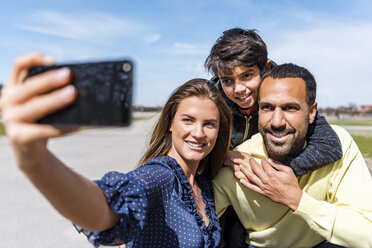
left=0, top=117, right=157, bottom=248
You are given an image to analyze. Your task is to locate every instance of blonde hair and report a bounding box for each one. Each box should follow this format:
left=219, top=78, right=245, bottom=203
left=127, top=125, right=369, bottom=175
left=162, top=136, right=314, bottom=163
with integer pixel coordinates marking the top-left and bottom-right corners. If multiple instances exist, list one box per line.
left=139, top=78, right=232, bottom=179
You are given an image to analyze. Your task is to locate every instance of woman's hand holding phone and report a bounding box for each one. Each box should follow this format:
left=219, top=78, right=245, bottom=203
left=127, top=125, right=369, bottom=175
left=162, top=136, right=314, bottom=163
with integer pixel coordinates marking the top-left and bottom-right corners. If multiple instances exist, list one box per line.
left=0, top=52, right=78, bottom=171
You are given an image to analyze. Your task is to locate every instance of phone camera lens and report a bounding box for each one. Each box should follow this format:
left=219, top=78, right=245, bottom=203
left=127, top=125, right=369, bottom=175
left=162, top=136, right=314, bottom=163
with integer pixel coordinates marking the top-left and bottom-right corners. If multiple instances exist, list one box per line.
left=122, top=63, right=132, bottom=72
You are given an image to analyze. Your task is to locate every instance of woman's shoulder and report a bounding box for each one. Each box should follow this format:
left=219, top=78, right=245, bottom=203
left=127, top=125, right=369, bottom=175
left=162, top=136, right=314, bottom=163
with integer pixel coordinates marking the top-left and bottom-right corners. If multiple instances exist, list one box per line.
left=139, top=156, right=178, bottom=175
left=96, top=156, right=175, bottom=187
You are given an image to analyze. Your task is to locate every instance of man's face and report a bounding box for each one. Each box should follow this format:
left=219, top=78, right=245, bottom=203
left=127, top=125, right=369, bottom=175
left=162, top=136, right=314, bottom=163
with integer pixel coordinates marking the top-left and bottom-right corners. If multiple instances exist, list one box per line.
left=258, top=77, right=317, bottom=161
left=218, top=65, right=262, bottom=109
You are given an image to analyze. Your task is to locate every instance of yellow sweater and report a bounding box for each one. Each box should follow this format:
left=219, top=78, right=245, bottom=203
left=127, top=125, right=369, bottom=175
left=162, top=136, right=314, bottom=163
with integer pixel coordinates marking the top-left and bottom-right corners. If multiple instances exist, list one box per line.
left=213, top=125, right=372, bottom=248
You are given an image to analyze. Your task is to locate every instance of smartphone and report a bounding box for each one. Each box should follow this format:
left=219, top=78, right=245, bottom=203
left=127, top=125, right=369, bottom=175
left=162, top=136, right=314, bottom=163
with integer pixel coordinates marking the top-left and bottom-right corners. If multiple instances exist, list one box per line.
left=28, top=59, right=133, bottom=126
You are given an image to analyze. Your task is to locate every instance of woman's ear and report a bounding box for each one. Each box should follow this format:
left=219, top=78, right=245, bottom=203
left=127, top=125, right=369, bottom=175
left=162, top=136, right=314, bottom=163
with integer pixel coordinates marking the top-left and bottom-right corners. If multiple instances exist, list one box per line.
left=169, top=121, right=173, bottom=132
left=308, top=102, right=318, bottom=124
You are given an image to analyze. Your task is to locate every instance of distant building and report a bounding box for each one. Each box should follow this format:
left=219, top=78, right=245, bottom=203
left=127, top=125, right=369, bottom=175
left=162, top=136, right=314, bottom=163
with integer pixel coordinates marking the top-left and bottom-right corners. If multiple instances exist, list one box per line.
left=360, top=105, right=372, bottom=113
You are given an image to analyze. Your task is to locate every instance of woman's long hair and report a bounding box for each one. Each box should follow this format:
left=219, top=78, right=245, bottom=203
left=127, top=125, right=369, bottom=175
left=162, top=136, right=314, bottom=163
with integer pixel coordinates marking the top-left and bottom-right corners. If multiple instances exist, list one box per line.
left=139, top=78, right=232, bottom=179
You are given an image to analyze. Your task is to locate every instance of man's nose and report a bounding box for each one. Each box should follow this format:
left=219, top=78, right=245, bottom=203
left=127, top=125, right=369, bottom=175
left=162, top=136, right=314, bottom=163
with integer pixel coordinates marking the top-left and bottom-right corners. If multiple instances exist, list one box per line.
left=271, top=109, right=286, bottom=129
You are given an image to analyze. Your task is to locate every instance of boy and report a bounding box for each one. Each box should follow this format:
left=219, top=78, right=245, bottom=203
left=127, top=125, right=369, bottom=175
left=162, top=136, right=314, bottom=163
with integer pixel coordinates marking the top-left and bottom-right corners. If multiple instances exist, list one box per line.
left=205, top=28, right=343, bottom=247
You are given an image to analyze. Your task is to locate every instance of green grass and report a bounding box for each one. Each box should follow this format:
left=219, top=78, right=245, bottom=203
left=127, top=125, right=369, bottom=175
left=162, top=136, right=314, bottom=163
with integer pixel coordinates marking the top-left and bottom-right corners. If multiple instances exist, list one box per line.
left=328, top=119, right=372, bottom=126
left=133, top=116, right=152, bottom=121
left=351, top=135, right=372, bottom=157
left=0, top=122, right=4, bottom=136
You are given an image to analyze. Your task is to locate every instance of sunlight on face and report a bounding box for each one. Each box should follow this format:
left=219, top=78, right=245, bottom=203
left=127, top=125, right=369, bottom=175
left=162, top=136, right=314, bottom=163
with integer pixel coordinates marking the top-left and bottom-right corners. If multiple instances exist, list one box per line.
left=219, top=65, right=262, bottom=109
left=258, top=77, right=316, bottom=160
left=168, top=96, right=220, bottom=170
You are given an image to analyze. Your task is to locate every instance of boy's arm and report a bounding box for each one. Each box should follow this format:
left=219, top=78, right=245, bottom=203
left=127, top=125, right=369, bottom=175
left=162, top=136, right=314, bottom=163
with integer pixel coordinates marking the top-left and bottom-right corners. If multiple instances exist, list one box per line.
left=281, top=112, right=342, bottom=176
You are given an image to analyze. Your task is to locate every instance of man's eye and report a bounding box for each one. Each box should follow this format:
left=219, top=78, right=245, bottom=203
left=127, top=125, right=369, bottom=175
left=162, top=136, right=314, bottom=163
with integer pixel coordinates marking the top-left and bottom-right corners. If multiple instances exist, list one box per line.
left=261, top=105, right=273, bottom=111
left=283, top=106, right=298, bottom=111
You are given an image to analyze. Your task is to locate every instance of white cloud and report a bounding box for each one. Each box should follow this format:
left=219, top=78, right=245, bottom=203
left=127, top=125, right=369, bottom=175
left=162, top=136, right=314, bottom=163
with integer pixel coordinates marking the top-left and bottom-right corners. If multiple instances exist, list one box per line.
left=143, top=33, right=161, bottom=43
left=268, top=20, right=372, bottom=107
left=160, top=42, right=210, bottom=56
left=18, top=10, right=146, bottom=43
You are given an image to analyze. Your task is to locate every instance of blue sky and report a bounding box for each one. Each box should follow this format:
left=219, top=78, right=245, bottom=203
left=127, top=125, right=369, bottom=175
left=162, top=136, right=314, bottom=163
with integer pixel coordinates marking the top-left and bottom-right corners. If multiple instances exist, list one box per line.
left=1, top=0, right=371, bottom=107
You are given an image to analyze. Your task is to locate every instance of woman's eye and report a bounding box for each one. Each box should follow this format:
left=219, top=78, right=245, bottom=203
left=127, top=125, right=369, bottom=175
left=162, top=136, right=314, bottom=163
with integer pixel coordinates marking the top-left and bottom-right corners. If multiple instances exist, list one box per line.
left=182, top=118, right=192, bottom=123
left=243, top=73, right=252, bottom=79
left=205, top=122, right=217, bottom=128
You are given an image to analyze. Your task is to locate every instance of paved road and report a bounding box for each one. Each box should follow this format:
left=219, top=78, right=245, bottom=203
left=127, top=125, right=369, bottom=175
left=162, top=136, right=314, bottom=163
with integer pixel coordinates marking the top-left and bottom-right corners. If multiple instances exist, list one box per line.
left=0, top=116, right=158, bottom=248
left=340, top=125, right=372, bottom=131
left=1, top=118, right=371, bottom=247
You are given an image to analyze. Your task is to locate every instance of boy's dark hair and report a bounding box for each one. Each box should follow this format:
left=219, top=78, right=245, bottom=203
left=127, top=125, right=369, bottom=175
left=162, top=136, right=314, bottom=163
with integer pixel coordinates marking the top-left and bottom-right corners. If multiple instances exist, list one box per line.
left=205, top=28, right=268, bottom=76
left=260, top=63, right=317, bottom=106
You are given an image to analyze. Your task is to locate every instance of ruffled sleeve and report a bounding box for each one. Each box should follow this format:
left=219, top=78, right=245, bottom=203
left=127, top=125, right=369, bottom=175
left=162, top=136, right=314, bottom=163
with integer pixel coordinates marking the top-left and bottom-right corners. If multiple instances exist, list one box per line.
left=75, top=160, right=175, bottom=247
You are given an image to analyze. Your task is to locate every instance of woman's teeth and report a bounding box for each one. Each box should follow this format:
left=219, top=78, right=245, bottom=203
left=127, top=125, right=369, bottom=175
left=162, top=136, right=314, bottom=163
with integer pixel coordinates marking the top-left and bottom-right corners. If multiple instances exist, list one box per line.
left=187, top=141, right=203, bottom=147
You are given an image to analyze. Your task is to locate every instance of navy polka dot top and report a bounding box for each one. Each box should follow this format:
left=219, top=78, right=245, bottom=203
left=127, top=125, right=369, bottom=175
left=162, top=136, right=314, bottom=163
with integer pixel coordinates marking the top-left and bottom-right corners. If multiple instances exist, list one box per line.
left=75, top=155, right=221, bottom=247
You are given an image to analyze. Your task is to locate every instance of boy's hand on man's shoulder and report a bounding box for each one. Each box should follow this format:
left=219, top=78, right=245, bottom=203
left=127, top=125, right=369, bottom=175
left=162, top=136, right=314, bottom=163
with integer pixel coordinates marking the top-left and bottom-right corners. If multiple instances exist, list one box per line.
left=225, top=150, right=254, bottom=181
left=238, top=158, right=302, bottom=211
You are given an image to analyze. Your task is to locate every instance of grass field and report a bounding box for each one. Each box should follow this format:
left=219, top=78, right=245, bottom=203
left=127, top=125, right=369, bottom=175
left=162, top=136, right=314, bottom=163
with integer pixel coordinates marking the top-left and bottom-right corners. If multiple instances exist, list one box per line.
left=350, top=135, right=372, bottom=157
left=327, top=118, right=372, bottom=126
left=0, top=122, right=4, bottom=136
left=327, top=118, right=372, bottom=158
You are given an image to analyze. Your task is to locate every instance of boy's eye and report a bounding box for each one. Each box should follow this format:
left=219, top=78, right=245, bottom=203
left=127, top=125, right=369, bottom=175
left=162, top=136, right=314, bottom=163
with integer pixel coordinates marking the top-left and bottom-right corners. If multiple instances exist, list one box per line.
left=220, top=78, right=232, bottom=85
left=243, top=73, right=252, bottom=79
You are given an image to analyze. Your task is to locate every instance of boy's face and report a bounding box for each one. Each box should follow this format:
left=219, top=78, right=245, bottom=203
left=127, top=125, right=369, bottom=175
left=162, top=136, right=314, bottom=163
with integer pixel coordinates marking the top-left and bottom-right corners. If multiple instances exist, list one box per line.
left=218, top=65, right=262, bottom=109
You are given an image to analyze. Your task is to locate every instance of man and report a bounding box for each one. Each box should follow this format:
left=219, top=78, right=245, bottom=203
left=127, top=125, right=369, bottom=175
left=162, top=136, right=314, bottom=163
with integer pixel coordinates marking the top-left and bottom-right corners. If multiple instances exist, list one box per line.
left=213, top=63, right=372, bottom=247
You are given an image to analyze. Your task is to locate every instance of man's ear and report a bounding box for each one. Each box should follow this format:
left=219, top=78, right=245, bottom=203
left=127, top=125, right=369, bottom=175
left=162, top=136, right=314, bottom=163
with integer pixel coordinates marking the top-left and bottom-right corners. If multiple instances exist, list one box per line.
left=264, top=59, right=272, bottom=74
left=308, top=102, right=318, bottom=124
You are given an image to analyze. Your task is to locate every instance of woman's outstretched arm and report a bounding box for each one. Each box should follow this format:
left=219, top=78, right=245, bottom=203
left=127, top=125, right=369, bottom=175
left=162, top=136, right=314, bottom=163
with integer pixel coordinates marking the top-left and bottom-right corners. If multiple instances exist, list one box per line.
left=0, top=52, right=120, bottom=232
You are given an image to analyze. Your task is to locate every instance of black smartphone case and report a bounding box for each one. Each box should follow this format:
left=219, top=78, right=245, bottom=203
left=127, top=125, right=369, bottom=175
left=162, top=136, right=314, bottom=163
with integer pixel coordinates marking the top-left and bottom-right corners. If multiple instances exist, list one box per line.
left=28, top=60, right=133, bottom=126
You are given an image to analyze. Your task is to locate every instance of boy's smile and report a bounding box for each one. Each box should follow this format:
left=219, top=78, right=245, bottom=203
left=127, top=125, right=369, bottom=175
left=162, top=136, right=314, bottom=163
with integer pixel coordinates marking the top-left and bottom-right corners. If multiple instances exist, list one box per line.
left=218, top=65, right=262, bottom=109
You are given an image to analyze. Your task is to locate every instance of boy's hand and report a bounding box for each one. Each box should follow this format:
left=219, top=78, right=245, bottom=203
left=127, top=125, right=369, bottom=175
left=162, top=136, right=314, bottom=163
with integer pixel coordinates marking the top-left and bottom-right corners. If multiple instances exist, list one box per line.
left=0, top=52, right=77, bottom=170
left=225, top=150, right=253, bottom=181
left=238, top=158, right=302, bottom=211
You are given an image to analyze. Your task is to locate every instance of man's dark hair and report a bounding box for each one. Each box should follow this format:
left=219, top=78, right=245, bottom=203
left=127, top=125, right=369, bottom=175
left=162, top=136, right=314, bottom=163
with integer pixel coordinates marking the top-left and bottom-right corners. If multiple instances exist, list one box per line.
left=260, top=63, right=317, bottom=106
left=205, top=28, right=268, bottom=76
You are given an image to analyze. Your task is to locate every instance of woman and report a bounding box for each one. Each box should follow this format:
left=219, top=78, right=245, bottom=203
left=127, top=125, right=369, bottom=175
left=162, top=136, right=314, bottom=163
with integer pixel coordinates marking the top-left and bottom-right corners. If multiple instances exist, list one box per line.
left=0, top=53, right=232, bottom=247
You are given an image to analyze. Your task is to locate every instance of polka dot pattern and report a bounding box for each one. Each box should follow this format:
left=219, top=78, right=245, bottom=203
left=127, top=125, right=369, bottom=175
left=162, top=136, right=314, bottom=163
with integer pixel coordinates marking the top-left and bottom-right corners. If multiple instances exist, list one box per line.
left=75, top=155, right=221, bottom=247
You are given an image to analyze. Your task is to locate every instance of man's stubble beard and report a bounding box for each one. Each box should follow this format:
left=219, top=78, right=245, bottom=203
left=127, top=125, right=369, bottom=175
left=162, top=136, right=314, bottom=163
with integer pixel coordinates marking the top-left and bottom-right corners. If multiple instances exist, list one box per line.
left=259, top=116, right=309, bottom=161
